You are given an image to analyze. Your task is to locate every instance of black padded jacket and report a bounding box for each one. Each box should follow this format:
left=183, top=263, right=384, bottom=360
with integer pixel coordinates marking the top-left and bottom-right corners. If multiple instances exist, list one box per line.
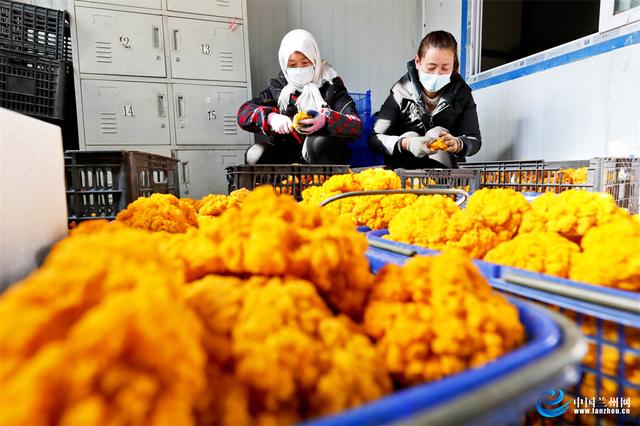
left=369, top=60, right=481, bottom=166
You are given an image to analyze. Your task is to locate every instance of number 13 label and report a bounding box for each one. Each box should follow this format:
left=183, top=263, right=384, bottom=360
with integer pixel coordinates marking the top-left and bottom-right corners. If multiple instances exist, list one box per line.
left=201, top=44, right=211, bottom=55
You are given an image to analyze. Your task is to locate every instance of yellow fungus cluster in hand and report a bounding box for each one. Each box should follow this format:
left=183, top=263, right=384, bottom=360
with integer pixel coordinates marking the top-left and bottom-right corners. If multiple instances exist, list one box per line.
left=427, top=138, right=448, bottom=151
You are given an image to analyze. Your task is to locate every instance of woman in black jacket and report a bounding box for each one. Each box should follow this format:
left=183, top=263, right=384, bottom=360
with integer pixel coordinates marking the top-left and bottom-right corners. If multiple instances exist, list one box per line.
left=237, top=29, right=362, bottom=164
left=370, top=31, right=481, bottom=169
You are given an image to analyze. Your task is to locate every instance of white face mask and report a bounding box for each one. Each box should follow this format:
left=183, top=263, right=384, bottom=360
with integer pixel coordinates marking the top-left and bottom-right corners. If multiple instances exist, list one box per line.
left=287, top=66, right=315, bottom=88
left=418, top=71, right=451, bottom=92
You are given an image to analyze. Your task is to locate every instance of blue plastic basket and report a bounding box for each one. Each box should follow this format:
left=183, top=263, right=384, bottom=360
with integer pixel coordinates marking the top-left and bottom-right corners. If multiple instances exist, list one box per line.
left=365, top=229, right=500, bottom=278
left=347, top=91, right=384, bottom=167
left=365, top=229, right=640, bottom=426
left=490, top=271, right=640, bottom=426
left=304, top=297, right=582, bottom=425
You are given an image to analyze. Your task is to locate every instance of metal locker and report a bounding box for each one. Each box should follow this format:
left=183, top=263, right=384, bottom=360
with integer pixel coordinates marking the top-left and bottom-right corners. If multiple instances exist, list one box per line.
left=85, top=145, right=173, bottom=158
left=166, top=0, right=243, bottom=19
left=167, top=17, right=246, bottom=81
left=81, top=1, right=162, bottom=9
left=75, top=7, right=166, bottom=77
left=172, top=84, right=247, bottom=145
left=177, top=149, right=245, bottom=198
left=81, top=80, right=171, bottom=146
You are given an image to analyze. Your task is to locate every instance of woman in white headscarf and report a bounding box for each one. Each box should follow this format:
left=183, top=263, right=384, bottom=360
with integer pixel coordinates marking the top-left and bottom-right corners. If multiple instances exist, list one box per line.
left=237, top=29, right=362, bottom=164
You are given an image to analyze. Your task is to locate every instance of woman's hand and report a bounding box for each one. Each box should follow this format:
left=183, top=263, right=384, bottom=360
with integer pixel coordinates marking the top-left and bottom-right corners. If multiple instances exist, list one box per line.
left=267, top=113, right=293, bottom=134
left=438, top=131, right=464, bottom=153
left=296, top=110, right=327, bottom=134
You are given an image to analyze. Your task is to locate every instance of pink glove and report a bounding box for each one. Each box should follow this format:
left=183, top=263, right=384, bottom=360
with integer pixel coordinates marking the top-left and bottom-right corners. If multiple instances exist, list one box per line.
left=267, top=113, right=293, bottom=134
left=297, top=110, right=327, bottom=134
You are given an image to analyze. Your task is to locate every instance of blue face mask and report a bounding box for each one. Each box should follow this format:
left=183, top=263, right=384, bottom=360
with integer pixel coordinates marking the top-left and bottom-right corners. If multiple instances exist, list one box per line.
left=418, top=71, right=451, bottom=92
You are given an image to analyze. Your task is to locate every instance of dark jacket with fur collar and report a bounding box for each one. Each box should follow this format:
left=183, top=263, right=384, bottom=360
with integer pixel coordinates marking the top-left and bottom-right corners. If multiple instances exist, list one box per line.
left=370, top=60, right=481, bottom=167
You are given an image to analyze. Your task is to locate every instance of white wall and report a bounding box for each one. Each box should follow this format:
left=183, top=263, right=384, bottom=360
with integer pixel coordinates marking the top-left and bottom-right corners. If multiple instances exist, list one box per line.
left=247, top=0, right=423, bottom=113
left=422, top=0, right=461, bottom=41
left=473, top=44, right=640, bottom=161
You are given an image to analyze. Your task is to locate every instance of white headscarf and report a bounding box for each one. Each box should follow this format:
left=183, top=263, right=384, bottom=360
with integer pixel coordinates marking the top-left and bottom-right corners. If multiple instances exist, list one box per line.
left=277, top=29, right=338, bottom=112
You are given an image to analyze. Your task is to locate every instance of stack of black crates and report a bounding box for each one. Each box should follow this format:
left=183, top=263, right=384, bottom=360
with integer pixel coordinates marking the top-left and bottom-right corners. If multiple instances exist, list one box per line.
left=0, top=0, right=77, bottom=150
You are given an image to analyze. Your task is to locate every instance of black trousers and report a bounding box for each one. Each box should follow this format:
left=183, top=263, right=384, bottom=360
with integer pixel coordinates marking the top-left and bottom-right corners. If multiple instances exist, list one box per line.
left=384, top=150, right=459, bottom=169
left=245, top=135, right=350, bottom=165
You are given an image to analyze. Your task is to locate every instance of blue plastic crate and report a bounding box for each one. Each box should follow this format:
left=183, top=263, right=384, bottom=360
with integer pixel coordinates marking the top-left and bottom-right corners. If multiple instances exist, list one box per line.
left=490, top=272, right=640, bottom=426
left=365, top=229, right=640, bottom=426
left=347, top=90, right=384, bottom=167
left=305, top=298, right=582, bottom=426
left=365, top=229, right=500, bottom=277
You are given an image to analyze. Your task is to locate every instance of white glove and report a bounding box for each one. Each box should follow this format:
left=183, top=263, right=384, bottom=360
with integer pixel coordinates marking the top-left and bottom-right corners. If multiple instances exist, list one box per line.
left=267, top=113, right=293, bottom=134
left=425, top=126, right=449, bottom=143
left=406, top=136, right=435, bottom=158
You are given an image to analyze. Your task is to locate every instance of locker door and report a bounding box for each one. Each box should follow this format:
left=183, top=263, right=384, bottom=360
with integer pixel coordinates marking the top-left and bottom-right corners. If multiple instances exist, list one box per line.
left=75, top=7, right=165, bottom=76
left=177, top=150, right=245, bottom=198
left=166, top=0, right=243, bottom=18
left=82, top=1, right=162, bottom=9
left=167, top=17, right=246, bottom=81
left=173, top=84, right=248, bottom=145
left=82, top=80, right=170, bottom=146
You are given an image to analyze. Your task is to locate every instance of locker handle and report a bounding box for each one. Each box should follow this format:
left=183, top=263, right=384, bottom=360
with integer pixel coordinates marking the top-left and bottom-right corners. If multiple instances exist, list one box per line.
left=177, top=95, right=185, bottom=118
left=172, top=29, right=181, bottom=51
left=152, top=26, right=160, bottom=49
left=157, top=94, right=166, bottom=118
left=181, top=161, right=190, bottom=184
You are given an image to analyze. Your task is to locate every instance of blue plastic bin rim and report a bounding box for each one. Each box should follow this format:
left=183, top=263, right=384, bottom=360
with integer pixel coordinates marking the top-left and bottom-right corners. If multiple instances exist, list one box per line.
left=365, top=230, right=640, bottom=327
left=365, top=229, right=500, bottom=278
left=302, top=298, right=562, bottom=426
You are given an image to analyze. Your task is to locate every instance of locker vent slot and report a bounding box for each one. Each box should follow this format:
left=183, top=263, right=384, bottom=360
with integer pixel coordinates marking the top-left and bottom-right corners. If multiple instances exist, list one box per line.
left=95, top=41, right=112, bottom=63
left=219, top=51, right=233, bottom=72
left=217, top=0, right=231, bottom=7
left=223, top=114, right=237, bottom=135
left=100, top=112, right=117, bottom=134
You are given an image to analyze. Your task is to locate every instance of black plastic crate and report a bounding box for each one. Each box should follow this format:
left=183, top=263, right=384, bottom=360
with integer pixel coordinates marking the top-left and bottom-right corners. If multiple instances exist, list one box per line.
left=460, top=159, right=594, bottom=193
left=65, top=151, right=180, bottom=222
left=397, top=168, right=481, bottom=192
left=226, top=164, right=350, bottom=200
left=0, top=49, right=71, bottom=119
left=459, top=158, right=639, bottom=213
left=0, top=0, right=71, bottom=61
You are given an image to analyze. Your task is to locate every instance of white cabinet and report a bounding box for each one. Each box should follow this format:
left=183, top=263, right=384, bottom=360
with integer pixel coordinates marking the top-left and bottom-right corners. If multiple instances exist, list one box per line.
left=82, top=80, right=170, bottom=146
left=173, top=84, right=247, bottom=145
left=71, top=0, right=253, bottom=192
left=166, top=0, right=243, bottom=19
left=177, top=149, right=245, bottom=197
left=167, top=17, right=246, bottom=81
left=75, top=7, right=166, bottom=77
left=82, top=0, right=162, bottom=9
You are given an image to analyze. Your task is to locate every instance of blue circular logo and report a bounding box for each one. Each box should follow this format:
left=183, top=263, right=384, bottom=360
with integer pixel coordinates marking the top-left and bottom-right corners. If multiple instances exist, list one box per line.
left=536, top=389, right=571, bottom=418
